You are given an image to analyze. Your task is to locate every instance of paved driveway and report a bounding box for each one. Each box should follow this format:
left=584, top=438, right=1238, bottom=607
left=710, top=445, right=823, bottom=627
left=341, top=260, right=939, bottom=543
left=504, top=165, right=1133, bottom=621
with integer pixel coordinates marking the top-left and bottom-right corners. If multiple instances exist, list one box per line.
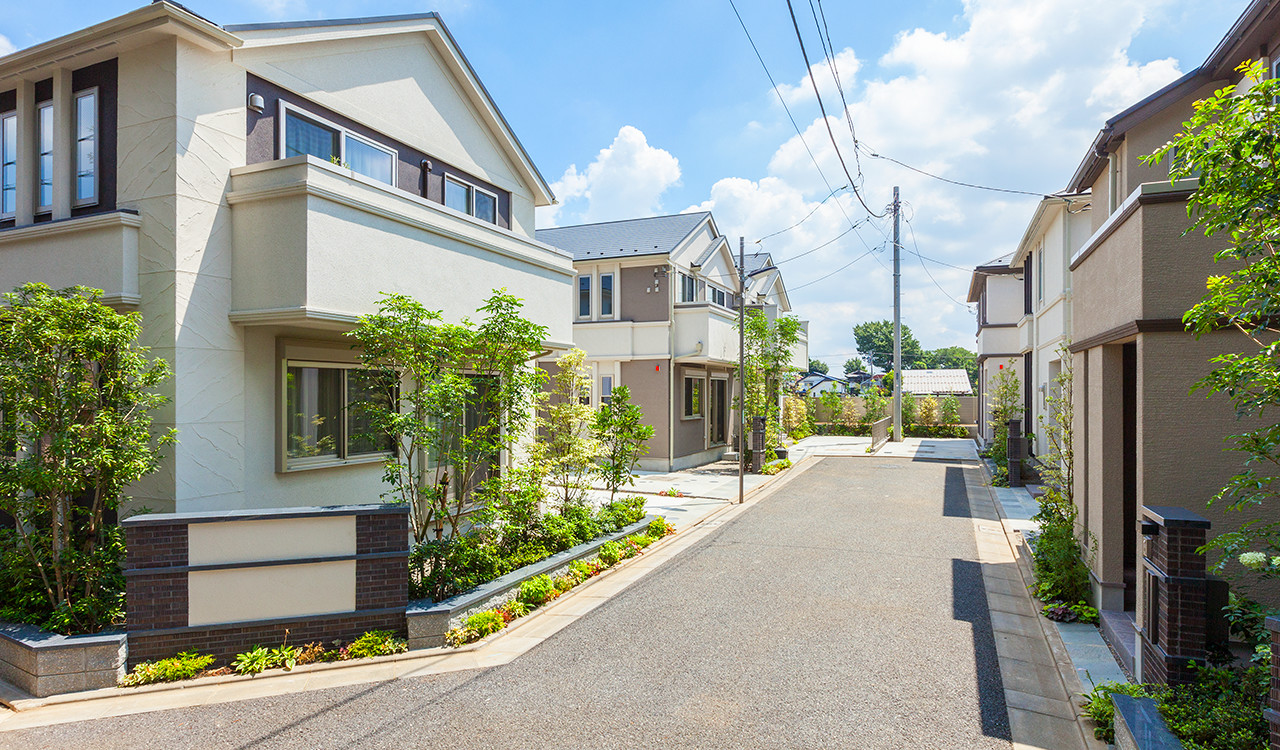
left=3, top=457, right=1012, bottom=750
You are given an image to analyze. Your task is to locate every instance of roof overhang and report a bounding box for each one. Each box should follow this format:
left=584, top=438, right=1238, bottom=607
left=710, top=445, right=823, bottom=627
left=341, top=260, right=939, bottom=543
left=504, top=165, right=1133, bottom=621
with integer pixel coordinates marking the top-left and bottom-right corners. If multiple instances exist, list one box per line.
left=1008, top=192, right=1091, bottom=267
left=0, top=1, right=241, bottom=86
left=966, top=259, right=1020, bottom=303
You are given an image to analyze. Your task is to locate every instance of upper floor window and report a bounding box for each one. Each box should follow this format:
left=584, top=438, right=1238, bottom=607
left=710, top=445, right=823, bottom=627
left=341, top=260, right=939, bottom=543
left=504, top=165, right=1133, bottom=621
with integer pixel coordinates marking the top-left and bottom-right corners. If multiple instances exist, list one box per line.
left=710, top=287, right=727, bottom=307
left=75, top=89, right=97, bottom=206
left=282, top=103, right=395, bottom=186
left=1036, top=244, right=1044, bottom=303
left=577, top=275, right=591, bottom=318
left=680, top=273, right=695, bottom=303
left=1, top=112, right=14, bottom=218
left=444, top=175, right=497, bottom=224
left=474, top=188, right=497, bottom=224
left=600, top=273, right=614, bottom=317
left=37, top=103, right=53, bottom=212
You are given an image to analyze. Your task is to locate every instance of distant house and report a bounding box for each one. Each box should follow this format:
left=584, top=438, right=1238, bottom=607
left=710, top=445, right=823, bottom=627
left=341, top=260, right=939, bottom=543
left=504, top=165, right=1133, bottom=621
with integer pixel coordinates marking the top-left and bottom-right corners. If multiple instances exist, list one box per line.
left=796, top=372, right=849, bottom=397
left=900, top=369, right=973, bottom=396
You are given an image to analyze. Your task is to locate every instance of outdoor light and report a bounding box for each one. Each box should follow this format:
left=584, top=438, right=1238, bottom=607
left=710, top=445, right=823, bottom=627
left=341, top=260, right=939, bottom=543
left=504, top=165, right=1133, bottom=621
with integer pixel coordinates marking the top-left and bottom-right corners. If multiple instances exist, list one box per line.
left=247, top=93, right=265, bottom=113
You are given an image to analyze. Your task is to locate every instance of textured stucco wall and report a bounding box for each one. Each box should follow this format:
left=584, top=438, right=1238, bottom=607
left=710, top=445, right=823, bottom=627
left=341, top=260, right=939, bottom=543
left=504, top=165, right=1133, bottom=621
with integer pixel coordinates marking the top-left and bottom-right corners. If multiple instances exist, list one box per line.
left=620, top=264, right=670, bottom=322
left=621, top=359, right=670, bottom=462
left=1072, top=210, right=1144, bottom=341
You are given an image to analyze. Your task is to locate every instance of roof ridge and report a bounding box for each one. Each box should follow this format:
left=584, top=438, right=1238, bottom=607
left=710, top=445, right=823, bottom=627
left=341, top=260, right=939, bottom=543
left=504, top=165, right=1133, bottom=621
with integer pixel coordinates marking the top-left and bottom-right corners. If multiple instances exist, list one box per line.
left=537, top=211, right=709, bottom=232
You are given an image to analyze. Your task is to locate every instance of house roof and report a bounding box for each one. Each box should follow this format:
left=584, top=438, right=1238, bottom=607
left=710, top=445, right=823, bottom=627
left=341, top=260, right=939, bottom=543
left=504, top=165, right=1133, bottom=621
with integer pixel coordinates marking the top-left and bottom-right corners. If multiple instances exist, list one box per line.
left=966, top=252, right=1020, bottom=302
left=536, top=212, right=710, bottom=261
left=1066, top=0, right=1280, bottom=193
left=901, top=369, right=973, bottom=395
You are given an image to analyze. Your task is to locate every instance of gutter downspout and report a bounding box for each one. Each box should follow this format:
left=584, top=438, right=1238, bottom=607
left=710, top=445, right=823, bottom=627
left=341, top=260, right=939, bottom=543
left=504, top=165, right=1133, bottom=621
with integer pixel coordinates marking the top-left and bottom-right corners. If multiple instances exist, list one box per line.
left=667, top=262, right=676, bottom=471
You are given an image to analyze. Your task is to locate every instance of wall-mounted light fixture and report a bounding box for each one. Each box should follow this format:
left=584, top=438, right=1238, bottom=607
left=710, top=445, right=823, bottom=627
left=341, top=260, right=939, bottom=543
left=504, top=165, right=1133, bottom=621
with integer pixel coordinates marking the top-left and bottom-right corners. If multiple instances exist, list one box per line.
left=247, top=93, right=265, bottom=113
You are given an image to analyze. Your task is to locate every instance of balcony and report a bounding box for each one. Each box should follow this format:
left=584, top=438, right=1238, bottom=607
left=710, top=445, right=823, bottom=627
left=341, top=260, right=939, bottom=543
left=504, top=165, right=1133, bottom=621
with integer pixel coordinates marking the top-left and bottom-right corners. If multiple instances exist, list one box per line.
left=977, top=323, right=1019, bottom=357
left=574, top=320, right=670, bottom=359
left=0, top=211, right=140, bottom=307
left=673, top=302, right=739, bottom=365
left=226, top=156, right=574, bottom=342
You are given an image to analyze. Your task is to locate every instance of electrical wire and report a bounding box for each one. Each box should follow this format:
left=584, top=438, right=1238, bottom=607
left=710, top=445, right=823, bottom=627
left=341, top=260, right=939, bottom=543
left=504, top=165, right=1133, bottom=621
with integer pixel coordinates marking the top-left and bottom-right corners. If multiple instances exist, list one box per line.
left=755, top=183, right=848, bottom=243
left=902, top=214, right=976, bottom=312
left=812, top=0, right=864, bottom=182
left=773, top=221, right=864, bottom=264
left=789, top=242, right=884, bottom=291
left=782, top=0, right=885, bottom=218
left=860, top=144, right=1052, bottom=198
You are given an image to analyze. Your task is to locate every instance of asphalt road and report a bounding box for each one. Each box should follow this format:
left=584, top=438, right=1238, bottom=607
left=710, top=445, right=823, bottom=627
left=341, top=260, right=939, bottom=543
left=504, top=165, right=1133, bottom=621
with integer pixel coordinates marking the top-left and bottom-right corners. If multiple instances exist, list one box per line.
left=3, top=457, right=1011, bottom=749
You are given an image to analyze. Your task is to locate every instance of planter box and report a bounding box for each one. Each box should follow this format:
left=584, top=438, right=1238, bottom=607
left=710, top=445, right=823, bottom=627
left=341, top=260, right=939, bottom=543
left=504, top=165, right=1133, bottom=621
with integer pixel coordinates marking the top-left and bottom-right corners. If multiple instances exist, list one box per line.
left=1112, top=693, right=1183, bottom=749
left=407, top=515, right=655, bottom=648
left=0, top=622, right=126, bottom=698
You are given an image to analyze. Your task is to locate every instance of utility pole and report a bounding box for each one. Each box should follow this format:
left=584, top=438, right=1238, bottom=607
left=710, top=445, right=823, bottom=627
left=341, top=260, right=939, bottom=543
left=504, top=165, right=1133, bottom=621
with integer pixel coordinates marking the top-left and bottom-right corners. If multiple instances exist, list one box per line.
left=892, top=186, right=903, bottom=442
left=737, top=236, right=746, bottom=504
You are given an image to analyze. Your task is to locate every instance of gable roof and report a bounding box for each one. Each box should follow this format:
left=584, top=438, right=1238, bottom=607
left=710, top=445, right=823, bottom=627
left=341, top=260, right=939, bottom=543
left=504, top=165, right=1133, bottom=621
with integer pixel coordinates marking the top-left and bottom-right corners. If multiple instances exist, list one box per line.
left=536, top=212, right=710, bottom=261
left=966, top=252, right=1020, bottom=302
left=229, top=12, right=556, bottom=206
left=901, top=369, right=973, bottom=395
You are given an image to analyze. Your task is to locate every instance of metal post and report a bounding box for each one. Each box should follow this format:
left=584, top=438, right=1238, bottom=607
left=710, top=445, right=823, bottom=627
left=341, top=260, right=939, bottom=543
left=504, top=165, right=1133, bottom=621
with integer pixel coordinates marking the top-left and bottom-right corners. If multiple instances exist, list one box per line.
left=892, top=186, right=903, bottom=442
left=738, top=237, right=746, bottom=504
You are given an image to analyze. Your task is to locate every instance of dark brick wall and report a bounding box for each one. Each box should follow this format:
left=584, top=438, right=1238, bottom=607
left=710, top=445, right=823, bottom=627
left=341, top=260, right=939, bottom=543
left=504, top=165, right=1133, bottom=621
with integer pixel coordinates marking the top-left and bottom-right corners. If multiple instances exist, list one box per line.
left=1268, top=618, right=1279, bottom=750
left=1141, top=511, right=1208, bottom=686
left=126, top=524, right=188, bottom=569
left=127, top=611, right=406, bottom=667
left=356, top=557, right=407, bottom=611
left=126, top=571, right=188, bottom=632
left=357, top=513, right=408, bottom=555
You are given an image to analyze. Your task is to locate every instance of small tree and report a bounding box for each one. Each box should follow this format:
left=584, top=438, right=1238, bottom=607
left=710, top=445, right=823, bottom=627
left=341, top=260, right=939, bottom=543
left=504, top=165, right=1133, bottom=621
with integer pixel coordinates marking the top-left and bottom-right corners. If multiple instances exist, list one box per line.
left=808, top=359, right=829, bottom=375
left=0, top=284, right=174, bottom=633
left=348, top=290, right=547, bottom=543
left=740, top=310, right=803, bottom=450
left=533, top=348, right=601, bottom=510
left=843, top=357, right=865, bottom=377
left=940, top=395, right=961, bottom=425
left=987, top=362, right=1022, bottom=470
left=838, top=397, right=861, bottom=431
left=592, top=385, right=654, bottom=501
left=860, top=388, right=888, bottom=423
left=917, top=396, right=939, bottom=426
left=901, top=391, right=918, bottom=426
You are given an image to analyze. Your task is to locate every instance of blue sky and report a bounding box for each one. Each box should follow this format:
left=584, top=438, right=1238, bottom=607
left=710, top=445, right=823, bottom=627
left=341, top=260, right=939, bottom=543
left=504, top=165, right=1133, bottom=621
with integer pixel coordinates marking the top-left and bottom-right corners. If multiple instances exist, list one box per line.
left=0, top=0, right=1244, bottom=366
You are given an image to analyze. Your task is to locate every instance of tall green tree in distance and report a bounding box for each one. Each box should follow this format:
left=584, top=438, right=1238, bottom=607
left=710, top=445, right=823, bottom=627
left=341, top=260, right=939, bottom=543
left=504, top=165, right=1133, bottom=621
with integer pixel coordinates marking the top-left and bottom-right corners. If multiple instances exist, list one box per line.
left=843, top=358, right=865, bottom=376
left=807, top=359, right=829, bottom=375
left=853, top=320, right=923, bottom=372
left=924, top=345, right=978, bottom=386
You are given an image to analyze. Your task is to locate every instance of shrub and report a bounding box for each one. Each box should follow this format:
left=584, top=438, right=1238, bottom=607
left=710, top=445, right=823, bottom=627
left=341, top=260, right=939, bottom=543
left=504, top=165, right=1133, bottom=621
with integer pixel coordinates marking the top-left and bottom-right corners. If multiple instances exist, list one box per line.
left=597, top=541, right=622, bottom=567
left=119, top=651, right=215, bottom=687
left=903, top=424, right=968, bottom=438
left=592, top=384, right=655, bottom=500
left=409, top=533, right=506, bottom=602
left=1032, top=488, right=1091, bottom=605
left=569, top=559, right=597, bottom=580
left=596, top=496, right=645, bottom=533
left=940, top=395, right=961, bottom=425
left=1082, top=681, right=1151, bottom=743
left=295, top=642, right=335, bottom=665
left=445, top=627, right=478, bottom=648
left=648, top=517, right=675, bottom=538
left=917, top=396, right=939, bottom=426
left=552, top=575, right=578, bottom=595
left=626, top=533, right=655, bottom=549
left=345, top=630, right=408, bottom=659
left=762, top=458, right=792, bottom=475
left=232, top=646, right=275, bottom=676
left=501, top=599, right=530, bottom=619
left=517, top=574, right=556, bottom=608
left=463, top=611, right=505, bottom=639
left=901, top=392, right=917, bottom=425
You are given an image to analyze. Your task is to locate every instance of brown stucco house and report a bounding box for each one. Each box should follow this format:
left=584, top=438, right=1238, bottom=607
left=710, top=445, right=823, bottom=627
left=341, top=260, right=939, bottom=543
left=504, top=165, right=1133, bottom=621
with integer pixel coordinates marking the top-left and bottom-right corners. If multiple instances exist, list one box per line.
left=1063, top=0, right=1280, bottom=677
left=537, top=212, right=808, bottom=471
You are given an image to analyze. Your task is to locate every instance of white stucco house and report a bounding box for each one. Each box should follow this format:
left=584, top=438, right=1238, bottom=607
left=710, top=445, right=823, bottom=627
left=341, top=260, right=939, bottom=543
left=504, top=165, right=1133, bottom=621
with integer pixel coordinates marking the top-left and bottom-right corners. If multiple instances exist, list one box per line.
left=0, top=3, right=574, bottom=514
left=967, top=252, right=1024, bottom=443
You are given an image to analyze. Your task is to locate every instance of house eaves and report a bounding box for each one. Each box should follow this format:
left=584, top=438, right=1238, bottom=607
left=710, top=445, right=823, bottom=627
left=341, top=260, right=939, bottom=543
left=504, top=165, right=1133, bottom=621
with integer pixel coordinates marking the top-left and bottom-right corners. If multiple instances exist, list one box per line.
left=228, top=13, right=556, bottom=207
left=0, top=1, right=241, bottom=85
left=966, top=252, right=1019, bottom=303
left=1008, top=191, right=1090, bottom=267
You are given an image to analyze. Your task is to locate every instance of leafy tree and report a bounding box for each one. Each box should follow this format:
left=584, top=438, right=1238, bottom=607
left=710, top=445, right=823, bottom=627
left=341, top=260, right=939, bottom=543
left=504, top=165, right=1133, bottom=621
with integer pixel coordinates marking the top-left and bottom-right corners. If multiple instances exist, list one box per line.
left=807, top=359, right=829, bottom=375
left=853, top=320, right=923, bottom=372
left=939, top=395, right=961, bottom=426
left=348, top=290, right=547, bottom=543
left=740, top=310, right=804, bottom=452
left=532, top=348, right=601, bottom=510
left=987, top=362, right=1022, bottom=471
left=1144, top=61, right=1280, bottom=572
left=0, top=284, right=174, bottom=633
left=843, top=358, right=866, bottom=376
left=592, top=385, right=654, bottom=501
left=860, top=388, right=888, bottom=423
left=924, top=345, right=978, bottom=387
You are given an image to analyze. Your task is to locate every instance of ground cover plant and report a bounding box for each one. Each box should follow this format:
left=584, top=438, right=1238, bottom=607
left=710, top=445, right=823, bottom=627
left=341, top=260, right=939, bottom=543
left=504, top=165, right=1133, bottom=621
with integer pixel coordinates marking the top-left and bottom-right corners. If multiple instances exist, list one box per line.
left=407, top=495, right=648, bottom=602
left=0, top=284, right=175, bottom=635
left=761, top=458, right=792, bottom=475
left=443, top=520, right=671, bottom=647
left=118, top=652, right=216, bottom=687
left=1081, top=661, right=1268, bottom=749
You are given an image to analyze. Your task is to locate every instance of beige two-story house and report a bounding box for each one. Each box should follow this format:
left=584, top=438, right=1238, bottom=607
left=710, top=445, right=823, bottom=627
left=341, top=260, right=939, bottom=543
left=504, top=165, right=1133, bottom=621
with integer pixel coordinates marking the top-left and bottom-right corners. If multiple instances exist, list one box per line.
left=0, top=3, right=574, bottom=514
left=538, top=212, right=807, bottom=471
left=968, top=252, right=1023, bottom=443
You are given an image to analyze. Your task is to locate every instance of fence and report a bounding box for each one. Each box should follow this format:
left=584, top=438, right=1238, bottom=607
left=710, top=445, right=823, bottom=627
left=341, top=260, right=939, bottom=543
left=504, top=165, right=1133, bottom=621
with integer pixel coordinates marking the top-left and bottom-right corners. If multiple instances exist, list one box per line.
left=806, top=394, right=977, bottom=425
left=870, top=417, right=891, bottom=451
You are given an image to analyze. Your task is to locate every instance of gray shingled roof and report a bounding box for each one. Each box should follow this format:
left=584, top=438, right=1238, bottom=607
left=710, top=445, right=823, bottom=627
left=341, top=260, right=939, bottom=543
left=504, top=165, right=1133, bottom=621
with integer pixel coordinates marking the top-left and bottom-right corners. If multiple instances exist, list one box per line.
left=536, top=212, right=709, bottom=260
left=743, top=252, right=773, bottom=275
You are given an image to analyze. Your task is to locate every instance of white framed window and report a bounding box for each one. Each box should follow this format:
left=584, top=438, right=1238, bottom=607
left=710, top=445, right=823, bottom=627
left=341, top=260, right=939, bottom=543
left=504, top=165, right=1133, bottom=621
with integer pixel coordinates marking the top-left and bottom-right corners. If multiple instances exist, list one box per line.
left=284, top=360, right=395, bottom=470
left=1, top=111, right=15, bottom=218
left=600, top=273, right=614, bottom=318
left=444, top=175, right=471, bottom=214
left=682, top=375, right=704, bottom=419
left=710, top=287, right=727, bottom=307
left=1036, top=243, right=1045, bottom=303
left=600, top=375, right=613, bottom=407
left=680, top=273, right=696, bottom=302
left=443, top=174, right=498, bottom=225
left=37, top=102, right=52, bottom=212
left=279, top=101, right=397, bottom=186
left=474, top=186, right=498, bottom=224
left=577, top=275, right=591, bottom=318
left=74, top=88, right=98, bottom=207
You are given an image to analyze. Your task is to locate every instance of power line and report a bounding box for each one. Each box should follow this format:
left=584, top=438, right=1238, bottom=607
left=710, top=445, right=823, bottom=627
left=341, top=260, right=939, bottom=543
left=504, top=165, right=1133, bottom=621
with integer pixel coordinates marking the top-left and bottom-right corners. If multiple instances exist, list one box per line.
left=811, top=0, right=864, bottom=183
left=774, top=221, right=865, bottom=264
left=782, top=0, right=886, bottom=218
left=859, top=145, right=1051, bottom=198
left=902, top=214, right=976, bottom=313
left=789, top=242, right=884, bottom=291
left=755, top=183, right=848, bottom=243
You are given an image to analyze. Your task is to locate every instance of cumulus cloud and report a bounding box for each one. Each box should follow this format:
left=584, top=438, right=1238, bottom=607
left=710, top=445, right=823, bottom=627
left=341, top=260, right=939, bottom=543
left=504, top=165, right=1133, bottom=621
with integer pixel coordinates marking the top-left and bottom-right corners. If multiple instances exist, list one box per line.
left=539, top=125, right=681, bottom=227
left=0, top=34, right=16, bottom=57
left=538, top=0, right=1193, bottom=362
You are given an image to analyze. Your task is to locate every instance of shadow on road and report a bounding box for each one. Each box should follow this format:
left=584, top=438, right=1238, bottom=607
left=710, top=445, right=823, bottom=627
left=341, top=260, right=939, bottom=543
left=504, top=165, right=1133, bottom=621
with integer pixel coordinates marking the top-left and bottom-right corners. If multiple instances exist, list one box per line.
left=952, top=557, right=1011, bottom=741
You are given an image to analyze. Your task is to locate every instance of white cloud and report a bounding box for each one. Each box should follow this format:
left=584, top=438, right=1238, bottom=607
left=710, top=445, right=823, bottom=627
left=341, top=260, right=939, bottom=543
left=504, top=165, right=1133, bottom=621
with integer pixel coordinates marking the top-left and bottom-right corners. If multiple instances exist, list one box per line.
left=538, top=125, right=681, bottom=227
left=250, top=0, right=308, bottom=20
left=1087, top=55, right=1183, bottom=111
left=774, top=48, right=862, bottom=108
left=0, top=34, right=16, bottom=57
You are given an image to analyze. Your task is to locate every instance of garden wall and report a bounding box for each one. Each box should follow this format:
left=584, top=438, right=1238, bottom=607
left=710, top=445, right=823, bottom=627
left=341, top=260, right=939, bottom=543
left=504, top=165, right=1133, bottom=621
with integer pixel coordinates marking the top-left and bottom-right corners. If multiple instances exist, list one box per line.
left=0, top=624, right=126, bottom=698
left=808, top=395, right=977, bottom=425
left=123, top=505, right=408, bottom=667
